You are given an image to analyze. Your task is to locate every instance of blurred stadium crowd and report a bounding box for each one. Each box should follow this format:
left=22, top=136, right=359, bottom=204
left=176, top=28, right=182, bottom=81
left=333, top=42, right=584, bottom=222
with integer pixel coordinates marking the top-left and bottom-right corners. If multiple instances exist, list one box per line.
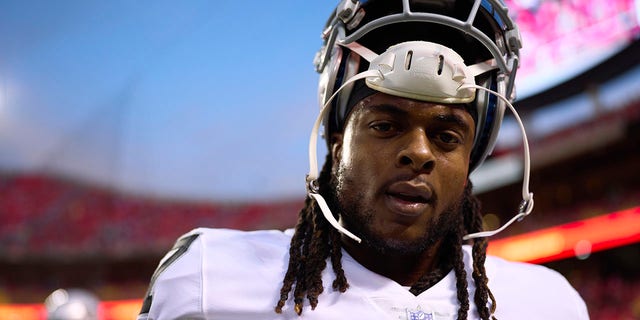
left=0, top=169, right=639, bottom=319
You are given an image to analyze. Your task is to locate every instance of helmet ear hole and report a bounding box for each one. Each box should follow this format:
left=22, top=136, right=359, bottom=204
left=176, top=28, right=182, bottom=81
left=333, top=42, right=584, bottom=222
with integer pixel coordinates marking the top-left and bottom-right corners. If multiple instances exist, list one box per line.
left=335, top=51, right=361, bottom=127
left=324, top=49, right=362, bottom=136
left=470, top=72, right=503, bottom=171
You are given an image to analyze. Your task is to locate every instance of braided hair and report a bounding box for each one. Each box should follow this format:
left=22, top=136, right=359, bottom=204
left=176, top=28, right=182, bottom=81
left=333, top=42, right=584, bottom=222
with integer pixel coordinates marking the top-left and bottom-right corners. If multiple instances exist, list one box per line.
left=275, top=152, right=497, bottom=319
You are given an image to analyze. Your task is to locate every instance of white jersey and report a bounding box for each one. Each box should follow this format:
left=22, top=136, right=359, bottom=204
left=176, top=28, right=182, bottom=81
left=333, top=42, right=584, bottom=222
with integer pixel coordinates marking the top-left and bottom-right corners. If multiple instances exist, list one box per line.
left=138, top=228, right=589, bottom=320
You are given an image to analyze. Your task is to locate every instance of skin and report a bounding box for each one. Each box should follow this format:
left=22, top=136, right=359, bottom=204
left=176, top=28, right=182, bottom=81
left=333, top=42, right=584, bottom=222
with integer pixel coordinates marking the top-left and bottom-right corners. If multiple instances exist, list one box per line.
left=330, top=92, right=475, bottom=286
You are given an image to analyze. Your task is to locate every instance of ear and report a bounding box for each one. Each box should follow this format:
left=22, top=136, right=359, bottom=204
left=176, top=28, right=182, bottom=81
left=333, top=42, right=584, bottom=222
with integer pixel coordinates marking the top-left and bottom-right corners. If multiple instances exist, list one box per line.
left=330, top=132, right=344, bottom=165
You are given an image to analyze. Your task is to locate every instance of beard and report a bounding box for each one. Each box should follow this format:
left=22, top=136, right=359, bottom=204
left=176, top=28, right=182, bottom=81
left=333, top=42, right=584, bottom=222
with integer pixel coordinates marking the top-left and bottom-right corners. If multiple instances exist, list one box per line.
left=326, top=169, right=463, bottom=257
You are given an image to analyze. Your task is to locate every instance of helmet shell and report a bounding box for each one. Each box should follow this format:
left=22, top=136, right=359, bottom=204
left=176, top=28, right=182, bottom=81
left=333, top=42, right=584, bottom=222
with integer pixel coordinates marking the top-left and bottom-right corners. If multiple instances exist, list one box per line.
left=315, top=0, right=522, bottom=171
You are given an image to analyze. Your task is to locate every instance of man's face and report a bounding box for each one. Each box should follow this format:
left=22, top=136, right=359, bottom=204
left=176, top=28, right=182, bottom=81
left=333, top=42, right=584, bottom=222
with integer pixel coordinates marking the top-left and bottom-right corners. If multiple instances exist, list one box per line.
left=330, top=92, right=475, bottom=255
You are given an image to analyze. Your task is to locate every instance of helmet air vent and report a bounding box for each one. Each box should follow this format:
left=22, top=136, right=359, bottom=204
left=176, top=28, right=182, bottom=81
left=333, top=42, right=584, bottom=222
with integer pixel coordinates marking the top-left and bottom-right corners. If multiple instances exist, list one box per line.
left=404, top=50, right=413, bottom=70
left=437, top=54, right=444, bottom=75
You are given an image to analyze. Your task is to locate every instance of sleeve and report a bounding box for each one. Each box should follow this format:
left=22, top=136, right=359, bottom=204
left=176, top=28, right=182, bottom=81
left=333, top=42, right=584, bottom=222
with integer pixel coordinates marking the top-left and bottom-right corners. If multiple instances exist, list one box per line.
left=486, top=254, right=590, bottom=319
left=137, top=229, right=205, bottom=320
left=529, top=263, right=590, bottom=319
left=559, top=273, right=590, bottom=320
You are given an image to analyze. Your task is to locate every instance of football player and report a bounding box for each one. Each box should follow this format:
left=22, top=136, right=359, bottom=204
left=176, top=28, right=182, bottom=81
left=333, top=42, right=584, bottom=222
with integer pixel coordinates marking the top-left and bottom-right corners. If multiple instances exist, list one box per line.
left=138, top=0, right=589, bottom=319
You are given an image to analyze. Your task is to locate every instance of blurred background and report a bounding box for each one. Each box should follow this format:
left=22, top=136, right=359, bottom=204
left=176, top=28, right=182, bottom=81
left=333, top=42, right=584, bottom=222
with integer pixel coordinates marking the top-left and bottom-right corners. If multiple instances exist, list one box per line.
left=0, top=0, right=639, bottom=319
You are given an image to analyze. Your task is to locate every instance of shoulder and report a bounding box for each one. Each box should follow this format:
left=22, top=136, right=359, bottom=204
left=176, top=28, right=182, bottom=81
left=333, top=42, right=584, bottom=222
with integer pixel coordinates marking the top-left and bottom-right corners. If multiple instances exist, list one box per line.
left=139, top=228, right=294, bottom=320
left=153, top=227, right=293, bottom=281
left=469, top=247, right=589, bottom=319
left=183, top=227, right=293, bottom=256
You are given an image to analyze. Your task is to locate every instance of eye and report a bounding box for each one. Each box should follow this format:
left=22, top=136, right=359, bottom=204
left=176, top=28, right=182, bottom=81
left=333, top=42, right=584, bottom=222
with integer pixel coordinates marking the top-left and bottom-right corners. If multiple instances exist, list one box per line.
left=432, top=131, right=464, bottom=150
left=437, top=132, right=460, bottom=144
left=371, top=122, right=393, bottom=132
left=369, top=121, right=400, bottom=137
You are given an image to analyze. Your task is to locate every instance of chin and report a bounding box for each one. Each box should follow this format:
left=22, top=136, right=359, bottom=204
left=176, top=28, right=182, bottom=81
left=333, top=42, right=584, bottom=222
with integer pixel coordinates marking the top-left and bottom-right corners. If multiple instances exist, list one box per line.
left=362, top=227, right=439, bottom=256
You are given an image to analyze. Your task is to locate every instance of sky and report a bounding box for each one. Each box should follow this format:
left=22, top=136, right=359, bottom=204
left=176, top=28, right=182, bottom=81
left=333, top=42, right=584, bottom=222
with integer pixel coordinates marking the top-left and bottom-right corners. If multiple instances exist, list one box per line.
left=1, top=0, right=639, bottom=202
left=0, top=0, right=331, bottom=201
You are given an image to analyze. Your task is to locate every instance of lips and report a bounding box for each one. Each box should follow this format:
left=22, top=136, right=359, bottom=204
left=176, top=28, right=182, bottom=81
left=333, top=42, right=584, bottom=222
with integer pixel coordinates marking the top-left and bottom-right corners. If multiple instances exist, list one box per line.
left=384, top=180, right=434, bottom=217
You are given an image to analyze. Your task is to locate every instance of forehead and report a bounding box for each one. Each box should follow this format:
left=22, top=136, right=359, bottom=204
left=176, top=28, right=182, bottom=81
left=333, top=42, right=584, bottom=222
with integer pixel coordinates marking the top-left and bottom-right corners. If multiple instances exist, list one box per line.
left=349, top=92, right=475, bottom=124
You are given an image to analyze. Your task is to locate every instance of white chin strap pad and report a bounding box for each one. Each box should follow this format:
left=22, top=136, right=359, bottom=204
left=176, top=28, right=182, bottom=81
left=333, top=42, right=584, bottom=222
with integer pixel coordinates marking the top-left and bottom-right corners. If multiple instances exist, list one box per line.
left=367, top=41, right=475, bottom=103
left=344, top=41, right=497, bottom=104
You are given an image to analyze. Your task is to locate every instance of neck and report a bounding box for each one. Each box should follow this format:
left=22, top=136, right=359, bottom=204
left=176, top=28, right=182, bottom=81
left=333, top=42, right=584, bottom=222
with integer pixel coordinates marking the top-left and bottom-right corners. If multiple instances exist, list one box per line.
left=341, top=236, right=445, bottom=286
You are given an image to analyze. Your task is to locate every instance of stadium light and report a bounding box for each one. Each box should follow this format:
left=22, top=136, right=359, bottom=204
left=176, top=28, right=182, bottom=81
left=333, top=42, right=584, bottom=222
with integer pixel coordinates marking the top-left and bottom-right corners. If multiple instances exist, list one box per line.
left=488, top=206, right=640, bottom=263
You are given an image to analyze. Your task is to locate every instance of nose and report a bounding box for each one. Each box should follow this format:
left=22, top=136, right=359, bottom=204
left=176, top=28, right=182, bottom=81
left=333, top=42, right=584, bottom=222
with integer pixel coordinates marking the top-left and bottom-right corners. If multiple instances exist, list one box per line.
left=396, top=129, right=435, bottom=172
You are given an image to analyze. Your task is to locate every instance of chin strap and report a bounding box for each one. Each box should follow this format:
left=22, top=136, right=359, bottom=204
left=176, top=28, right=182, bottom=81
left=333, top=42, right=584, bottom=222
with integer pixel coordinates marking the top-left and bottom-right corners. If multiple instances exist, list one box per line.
left=307, top=69, right=382, bottom=244
left=459, top=83, right=534, bottom=240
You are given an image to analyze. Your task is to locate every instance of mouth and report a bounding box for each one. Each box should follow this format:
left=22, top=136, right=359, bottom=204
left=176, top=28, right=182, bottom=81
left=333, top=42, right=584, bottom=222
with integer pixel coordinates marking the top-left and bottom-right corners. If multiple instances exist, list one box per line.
left=384, top=181, right=434, bottom=217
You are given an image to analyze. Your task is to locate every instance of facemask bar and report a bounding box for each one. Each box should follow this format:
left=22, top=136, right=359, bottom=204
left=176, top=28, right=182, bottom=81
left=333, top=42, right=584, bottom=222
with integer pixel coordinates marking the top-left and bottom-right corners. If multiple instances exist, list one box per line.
left=308, top=40, right=533, bottom=243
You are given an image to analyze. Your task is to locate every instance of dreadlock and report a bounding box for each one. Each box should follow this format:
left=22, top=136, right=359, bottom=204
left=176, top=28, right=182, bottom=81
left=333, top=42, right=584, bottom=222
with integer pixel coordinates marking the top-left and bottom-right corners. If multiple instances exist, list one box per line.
left=275, top=153, right=497, bottom=319
left=275, top=153, right=346, bottom=315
